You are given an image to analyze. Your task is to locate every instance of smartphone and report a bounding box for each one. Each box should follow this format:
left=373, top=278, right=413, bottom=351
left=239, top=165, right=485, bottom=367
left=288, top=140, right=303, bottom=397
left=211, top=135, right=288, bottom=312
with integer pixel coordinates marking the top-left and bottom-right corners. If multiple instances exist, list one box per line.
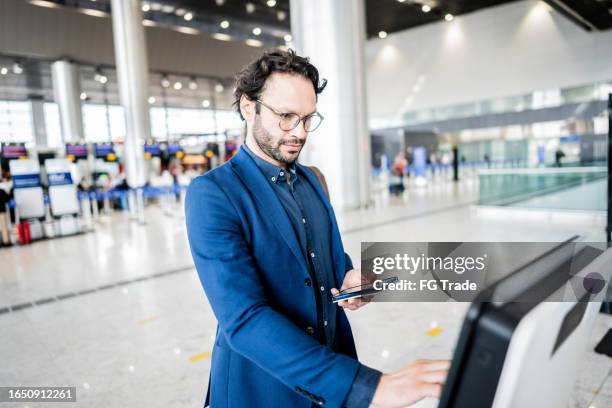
left=332, top=276, right=399, bottom=303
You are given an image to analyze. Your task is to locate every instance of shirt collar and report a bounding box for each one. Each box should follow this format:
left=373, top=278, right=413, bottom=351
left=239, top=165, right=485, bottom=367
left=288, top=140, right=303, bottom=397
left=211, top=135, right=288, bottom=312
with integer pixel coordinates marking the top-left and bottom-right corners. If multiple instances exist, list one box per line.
left=243, top=144, right=298, bottom=184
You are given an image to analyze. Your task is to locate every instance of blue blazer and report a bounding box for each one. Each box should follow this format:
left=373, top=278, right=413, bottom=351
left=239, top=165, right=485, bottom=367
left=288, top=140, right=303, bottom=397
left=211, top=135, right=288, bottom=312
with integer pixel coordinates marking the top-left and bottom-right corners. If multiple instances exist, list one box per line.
left=185, top=147, right=360, bottom=408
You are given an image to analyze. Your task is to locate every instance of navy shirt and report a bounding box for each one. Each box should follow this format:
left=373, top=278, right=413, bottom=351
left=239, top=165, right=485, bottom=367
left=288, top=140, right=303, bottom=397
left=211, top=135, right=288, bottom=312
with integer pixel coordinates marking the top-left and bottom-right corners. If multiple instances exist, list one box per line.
left=243, top=145, right=380, bottom=408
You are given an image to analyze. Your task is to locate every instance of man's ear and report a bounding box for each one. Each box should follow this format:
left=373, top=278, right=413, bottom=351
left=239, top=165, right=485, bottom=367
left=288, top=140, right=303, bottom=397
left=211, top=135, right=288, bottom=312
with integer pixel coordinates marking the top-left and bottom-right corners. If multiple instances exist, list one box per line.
left=240, top=95, right=255, bottom=122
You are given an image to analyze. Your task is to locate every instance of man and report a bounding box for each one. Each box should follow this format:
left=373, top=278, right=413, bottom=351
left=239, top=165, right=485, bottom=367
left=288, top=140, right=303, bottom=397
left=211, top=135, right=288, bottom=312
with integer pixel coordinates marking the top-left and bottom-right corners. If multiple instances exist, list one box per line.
left=185, top=50, right=449, bottom=408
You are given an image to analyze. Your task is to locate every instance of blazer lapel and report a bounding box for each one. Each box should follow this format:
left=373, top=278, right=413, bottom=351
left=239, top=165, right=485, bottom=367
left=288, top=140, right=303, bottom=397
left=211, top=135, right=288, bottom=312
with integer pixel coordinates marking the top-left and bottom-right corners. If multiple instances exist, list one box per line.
left=231, top=147, right=309, bottom=275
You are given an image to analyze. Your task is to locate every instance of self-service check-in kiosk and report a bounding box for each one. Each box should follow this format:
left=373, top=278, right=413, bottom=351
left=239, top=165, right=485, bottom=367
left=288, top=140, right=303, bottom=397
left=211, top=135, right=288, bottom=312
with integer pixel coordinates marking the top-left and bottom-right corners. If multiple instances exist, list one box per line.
left=45, top=158, right=80, bottom=236
left=437, top=240, right=612, bottom=408
left=9, top=159, right=45, bottom=242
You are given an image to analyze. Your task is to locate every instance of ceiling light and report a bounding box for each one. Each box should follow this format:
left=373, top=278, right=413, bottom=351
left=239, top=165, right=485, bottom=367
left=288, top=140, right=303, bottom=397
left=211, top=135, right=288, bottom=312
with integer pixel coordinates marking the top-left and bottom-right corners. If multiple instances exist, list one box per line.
left=378, top=31, right=387, bottom=39
left=267, top=0, right=276, bottom=7
left=142, top=19, right=158, bottom=27
left=422, top=5, right=431, bottom=13
left=184, top=12, right=193, bottom=21
left=80, top=92, right=88, bottom=100
left=150, top=2, right=162, bottom=11
left=245, top=39, right=263, bottom=47
left=28, top=0, right=60, bottom=8
left=99, top=75, right=108, bottom=84
left=79, top=8, right=109, bottom=17
left=161, top=5, right=175, bottom=13
left=175, top=8, right=186, bottom=16
left=445, top=13, right=454, bottom=21
left=246, top=3, right=255, bottom=13
left=202, top=99, right=211, bottom=108
left=252, top=27, right=262, bottom=36
left=174, top=26, right=199, bottom=35
left=215, top=0, right=225, bottom=5
left=397, top=0, right=406, bottom=3
left=212, top=33, right=232, bottom=41
left=141, top=2, right=150, bottom=12
left=173, top=81, right=182, bottom=90
left=277, top=11, right=286, bottom=21
left=214, top=83, right=224, bottom=93
left=161, top=77, right=170, bottom=88
left=284, top=34, right=292, bottom=42
left=220, top=20, right=230, bottom=29
left=12, top=63, right=23, bottom=75
left=0, top=67, right=8, bottom=75
left=148, top=96, right=156, bottom=104
left=189, top=80, right=198, bottom=90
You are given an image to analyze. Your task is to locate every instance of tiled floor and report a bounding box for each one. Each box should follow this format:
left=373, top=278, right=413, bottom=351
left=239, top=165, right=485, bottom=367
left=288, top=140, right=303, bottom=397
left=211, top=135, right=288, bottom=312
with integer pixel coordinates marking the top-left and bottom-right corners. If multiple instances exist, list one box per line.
left=0, top=178, right=610, bottom=407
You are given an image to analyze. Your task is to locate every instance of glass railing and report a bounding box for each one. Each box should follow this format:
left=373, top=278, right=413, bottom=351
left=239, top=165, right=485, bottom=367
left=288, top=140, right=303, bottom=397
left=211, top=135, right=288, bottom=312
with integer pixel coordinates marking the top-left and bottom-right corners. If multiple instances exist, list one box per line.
left=478, top=167, right=607, bottom=211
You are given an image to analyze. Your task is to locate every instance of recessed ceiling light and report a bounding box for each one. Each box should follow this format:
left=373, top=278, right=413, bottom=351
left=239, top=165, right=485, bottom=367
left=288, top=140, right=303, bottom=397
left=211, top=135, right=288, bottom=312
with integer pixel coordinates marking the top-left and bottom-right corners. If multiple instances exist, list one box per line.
left=184, top=12, right=193, bottom=21
left=397, top=0, right=406, bottom=3
left=212, top=33, right=232, bottom=41
left=284, top=34, right=292, bottom=42
left=189, top=80, right=198, bottom=90
left=202, top=99, right=210, bottom=108
left=422, top=5, right=431, bottom=13
left=80, top=92, right=88, bottom=100
left=445, top=13, right=454, bottom=21
left=267, top=0, right=276, bottom=7
left=252, top=27, right=262, bottom=36
left=215, top=0, right=225, bottom=5
left=246, top=2, right=255, bottom=13
left=378, top=31, right=387, bottom=39
left=220, top=20, right=230, bottom=29
left=277, top=11, right=286, bottom=21
left=0, top=67, right=8, bottom=75
left=174, top=8, right=186, bottom=16
left=148, top=96, right=156, bottom=104
left=150, top=2, right=162, bottom=11
left=161, top=5, right=174, bottom=13
left=141, top=3, right=151, bottom=12
left=174, top=26, right=199, bottom=35
left=161, top=77, right=170, bottom=88
left=173, top=82, right=182, bottom=90
left=28, top=0, right=60, bottom=8
left=12, top=63, right=23, bottom=74
left=215, top=83, right=224, bottom=93
left=246, top=39, right=263, bottom=47
left=79, top=9, right=109, bottom=18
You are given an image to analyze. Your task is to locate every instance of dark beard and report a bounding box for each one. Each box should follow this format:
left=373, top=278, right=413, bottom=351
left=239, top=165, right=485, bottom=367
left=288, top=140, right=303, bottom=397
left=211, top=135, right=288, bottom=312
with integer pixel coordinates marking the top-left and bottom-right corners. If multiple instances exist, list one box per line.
left=253, top=116, right=304, bottom=165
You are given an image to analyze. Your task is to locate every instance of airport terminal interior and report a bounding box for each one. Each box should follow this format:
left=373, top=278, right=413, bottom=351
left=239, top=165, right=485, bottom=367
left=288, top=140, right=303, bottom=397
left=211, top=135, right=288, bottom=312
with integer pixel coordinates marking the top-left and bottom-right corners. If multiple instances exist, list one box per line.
left=1, top=0, right=612, bottom=407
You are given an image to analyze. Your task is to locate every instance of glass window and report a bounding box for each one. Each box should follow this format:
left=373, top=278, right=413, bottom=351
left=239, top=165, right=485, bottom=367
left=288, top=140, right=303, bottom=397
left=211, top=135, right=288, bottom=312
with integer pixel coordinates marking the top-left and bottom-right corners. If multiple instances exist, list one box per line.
left=0, top=100, right=34, bottom=143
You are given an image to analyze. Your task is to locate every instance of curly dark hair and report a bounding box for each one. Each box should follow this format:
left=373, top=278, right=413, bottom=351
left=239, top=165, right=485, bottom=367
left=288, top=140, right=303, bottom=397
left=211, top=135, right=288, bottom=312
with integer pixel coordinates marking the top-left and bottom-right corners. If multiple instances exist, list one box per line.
left=233, top=49, right=327, bottom=120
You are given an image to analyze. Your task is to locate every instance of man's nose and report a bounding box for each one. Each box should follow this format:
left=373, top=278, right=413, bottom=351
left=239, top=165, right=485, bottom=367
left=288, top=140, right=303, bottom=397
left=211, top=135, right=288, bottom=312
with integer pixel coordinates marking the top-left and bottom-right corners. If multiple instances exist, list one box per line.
left=290, top=120, right=309, bottom=140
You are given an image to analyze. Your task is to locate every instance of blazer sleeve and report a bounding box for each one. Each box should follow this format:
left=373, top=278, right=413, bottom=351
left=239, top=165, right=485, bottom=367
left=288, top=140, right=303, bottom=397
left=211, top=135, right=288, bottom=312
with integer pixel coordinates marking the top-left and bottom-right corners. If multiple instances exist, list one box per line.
left=185, top=175, right=360, bottom=408
left=344, top=252, right=354, bottom=273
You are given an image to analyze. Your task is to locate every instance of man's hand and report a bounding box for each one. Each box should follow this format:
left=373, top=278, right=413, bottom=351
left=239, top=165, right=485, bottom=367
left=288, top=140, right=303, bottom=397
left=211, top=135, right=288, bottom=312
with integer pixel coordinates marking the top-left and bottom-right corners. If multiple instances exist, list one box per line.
left=371, top=359, right=451, bottom=408
left=331, top=268, right=371, bottom=311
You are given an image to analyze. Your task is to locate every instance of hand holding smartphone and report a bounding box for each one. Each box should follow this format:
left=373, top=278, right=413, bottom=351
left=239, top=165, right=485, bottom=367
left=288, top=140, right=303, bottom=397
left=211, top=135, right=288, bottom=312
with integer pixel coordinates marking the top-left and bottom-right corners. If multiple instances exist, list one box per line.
left=332, top=276, right=399, bottom=303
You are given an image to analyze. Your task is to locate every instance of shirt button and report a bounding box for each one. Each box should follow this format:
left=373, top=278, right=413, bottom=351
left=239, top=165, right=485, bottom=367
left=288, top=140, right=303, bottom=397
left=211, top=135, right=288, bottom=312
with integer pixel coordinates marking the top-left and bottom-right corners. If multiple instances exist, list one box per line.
left=302, top=218, right=306, bottom=224
left=304, top=278, right=312, bottom=286
left=305, top=326, right=315, bottom=335
left=279, top=171, right=284, bottom=176
left=310, top=252, right=315, bottom=258
left=324, top=320, right=328, bottom=326
left=271, top=177, right=276, bottom=182
left=320, top=286, right=325, bottom=291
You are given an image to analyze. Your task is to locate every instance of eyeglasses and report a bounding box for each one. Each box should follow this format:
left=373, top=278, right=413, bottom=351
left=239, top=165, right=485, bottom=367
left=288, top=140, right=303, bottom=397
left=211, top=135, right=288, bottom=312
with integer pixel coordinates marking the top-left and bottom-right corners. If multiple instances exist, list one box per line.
left=255, top=99, right=324, bottom=133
